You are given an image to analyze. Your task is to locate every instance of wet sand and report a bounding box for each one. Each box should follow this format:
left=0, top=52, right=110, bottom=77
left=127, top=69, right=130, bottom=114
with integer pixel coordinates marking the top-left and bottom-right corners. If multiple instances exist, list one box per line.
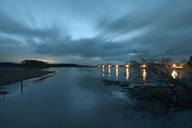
left=0, top=68, right=55, bottom=86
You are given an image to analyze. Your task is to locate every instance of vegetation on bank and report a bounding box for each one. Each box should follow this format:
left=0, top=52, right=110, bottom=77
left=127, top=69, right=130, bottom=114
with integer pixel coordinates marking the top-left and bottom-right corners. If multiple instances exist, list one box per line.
left=21, top=60, right=49, bottom=69
left=0, top=59, right=91, bottom=90
left=0, top=60, right=49, bottom=68
left=102, top=50, right=192, bottom=112
left=0, top=60, right=91, bottom=68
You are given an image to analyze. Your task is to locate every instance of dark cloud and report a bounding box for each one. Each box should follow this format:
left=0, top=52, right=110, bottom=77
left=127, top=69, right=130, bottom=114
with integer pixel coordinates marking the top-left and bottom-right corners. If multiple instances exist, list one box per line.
left=0, top=0, right=192, bottom=64
left=97, top=0, right=192, bottom=61
left=98, top=1, right=192, bottom=33
left=31, top=35, right=131, bottom=60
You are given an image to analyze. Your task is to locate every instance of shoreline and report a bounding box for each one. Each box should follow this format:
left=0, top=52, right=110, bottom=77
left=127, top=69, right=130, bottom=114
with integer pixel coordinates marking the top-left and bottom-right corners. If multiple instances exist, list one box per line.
left=0, top=68, right=55, bottom=86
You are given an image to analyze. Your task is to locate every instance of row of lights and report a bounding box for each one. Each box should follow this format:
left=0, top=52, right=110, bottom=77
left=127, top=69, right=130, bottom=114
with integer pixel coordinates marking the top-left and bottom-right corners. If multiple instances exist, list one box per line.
left=98, top=64, right=130, bottom=68
left=98, top=64, right=183, bottom=69
left=172, top=64, right=183, bottom=68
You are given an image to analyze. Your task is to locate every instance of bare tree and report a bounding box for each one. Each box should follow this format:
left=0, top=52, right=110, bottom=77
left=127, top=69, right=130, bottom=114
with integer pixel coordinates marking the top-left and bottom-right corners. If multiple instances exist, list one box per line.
left=129, top=50, right=192, bottom=110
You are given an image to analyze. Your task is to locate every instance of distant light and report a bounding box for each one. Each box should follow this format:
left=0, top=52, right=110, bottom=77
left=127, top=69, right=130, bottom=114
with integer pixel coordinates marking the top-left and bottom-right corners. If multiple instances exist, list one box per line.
left=141, top=64, right=147, bottom=68
left=125, top=64, right=129, bottom=68
left=116, top=65, right=119, bottom=68
left=108, top=65, right=111, bottom=68
left=102, top=65, right=105, bottom=68
left=173, top=64, right=176, bottom=68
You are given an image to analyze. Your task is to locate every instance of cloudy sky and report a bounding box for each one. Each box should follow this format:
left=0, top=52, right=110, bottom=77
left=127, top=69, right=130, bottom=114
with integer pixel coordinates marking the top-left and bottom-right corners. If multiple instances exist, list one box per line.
left=0, top=0, right=191, bottom=65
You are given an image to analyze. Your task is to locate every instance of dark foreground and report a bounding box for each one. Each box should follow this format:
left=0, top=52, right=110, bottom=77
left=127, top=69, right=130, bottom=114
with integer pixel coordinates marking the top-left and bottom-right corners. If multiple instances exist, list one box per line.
left=0, top=68, right=55, bottom=86
left=0, top=68, right=192, bottom=128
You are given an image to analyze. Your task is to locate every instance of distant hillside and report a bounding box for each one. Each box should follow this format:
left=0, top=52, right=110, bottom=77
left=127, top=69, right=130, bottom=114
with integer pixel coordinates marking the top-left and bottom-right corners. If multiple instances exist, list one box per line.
left=0, top=62, right=91, bottom=68
left=49, top=63, right=92, bottom=67
left=0, top=62, right=22, bottom=67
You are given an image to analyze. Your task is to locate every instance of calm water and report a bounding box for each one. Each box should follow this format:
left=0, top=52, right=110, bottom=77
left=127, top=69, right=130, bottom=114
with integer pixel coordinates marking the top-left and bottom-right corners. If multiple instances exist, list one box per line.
left=0, top=68, right=192, bottom=128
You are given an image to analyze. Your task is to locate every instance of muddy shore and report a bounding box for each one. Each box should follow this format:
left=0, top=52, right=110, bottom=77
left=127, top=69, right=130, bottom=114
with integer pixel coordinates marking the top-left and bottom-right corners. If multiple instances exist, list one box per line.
left=0, top=68, right=55, bottom=86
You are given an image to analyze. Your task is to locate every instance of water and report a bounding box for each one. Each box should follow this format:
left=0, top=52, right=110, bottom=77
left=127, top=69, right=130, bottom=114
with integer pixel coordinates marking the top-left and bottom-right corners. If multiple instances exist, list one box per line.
left=0, top=68, right=192, bottom=128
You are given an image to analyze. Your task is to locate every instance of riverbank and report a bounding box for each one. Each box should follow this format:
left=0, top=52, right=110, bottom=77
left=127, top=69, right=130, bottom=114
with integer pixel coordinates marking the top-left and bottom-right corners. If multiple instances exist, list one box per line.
left=0, top=68, right=55, bottom=86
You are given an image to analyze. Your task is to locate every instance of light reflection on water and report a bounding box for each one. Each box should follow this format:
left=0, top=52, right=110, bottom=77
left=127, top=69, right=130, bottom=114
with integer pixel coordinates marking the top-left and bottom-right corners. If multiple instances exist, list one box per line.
left=102, top=67, right=147, bottom=82
left=116, top=67, right=118, bottom=81
left=125, top=68, right=129, bottom=81
left=171, top=70, right=178, bottom=79
left=108, top=68, right=111, bottom=77
left=0, top=68, right=191, bottom=128
left=142, top=69, right=147, bottom=81
left=101, top=67, right=181, bottom=81
left=102, top=67, right=131, bottom=81
left=116, top=68, right=118, bottom=77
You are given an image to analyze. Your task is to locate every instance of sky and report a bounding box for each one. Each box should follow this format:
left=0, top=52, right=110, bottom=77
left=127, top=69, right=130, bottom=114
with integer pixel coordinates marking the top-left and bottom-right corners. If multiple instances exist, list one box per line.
left=0, top=0, right=192, bottom=65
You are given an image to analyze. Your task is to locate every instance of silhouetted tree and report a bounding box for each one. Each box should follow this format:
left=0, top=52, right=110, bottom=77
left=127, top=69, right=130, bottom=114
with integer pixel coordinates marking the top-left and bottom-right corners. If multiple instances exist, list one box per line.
left=21, top=60, right=49, bottom=69
left=130, top=50, right=192, bottom=110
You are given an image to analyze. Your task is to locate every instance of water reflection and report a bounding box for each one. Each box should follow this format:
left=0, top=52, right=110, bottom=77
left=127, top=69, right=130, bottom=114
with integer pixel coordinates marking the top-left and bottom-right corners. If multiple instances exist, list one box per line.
left=171, top=70, right=178, bottom=79
left=126, top=68, right=129, bottom=80
left=142, top=69, right=147, bottom=81
left=102, top=67, right=130, bottom=81
left=102, top=68, right=105, bottom=77
left=116, top=67, right=118, bottom=80
left=0, top=89, right=7, bottom=102
left=116, top=68, right=118, bottom=77
left=108, top=68, right=111, bottom=77
left=20, top=81, right=23, bottom=94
